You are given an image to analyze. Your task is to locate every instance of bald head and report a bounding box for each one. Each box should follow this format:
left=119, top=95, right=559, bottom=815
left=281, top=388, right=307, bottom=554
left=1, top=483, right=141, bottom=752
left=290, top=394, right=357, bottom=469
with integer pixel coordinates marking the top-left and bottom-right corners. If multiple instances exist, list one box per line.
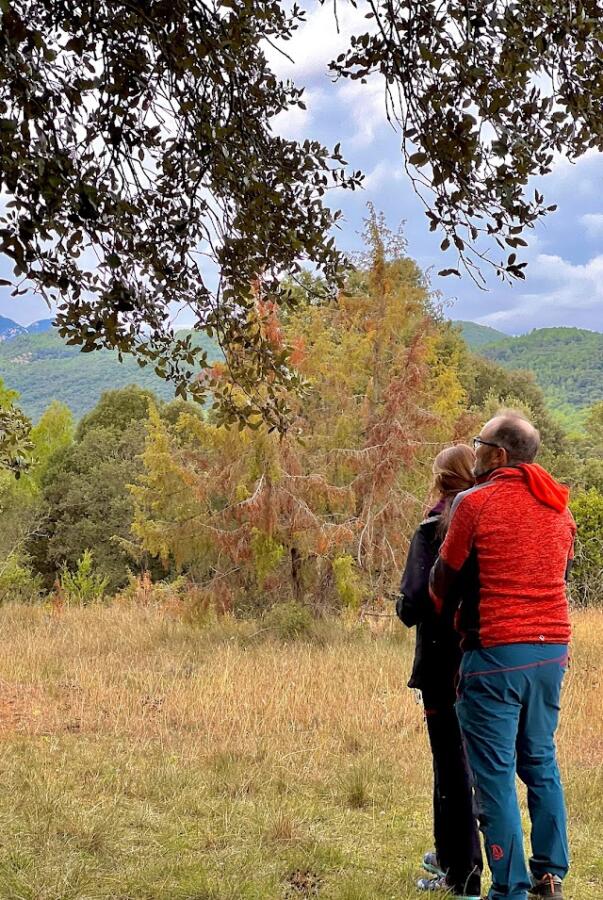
left=473, top=412, right=540, bottom=477
left=483, top=414, right=540, bottom=465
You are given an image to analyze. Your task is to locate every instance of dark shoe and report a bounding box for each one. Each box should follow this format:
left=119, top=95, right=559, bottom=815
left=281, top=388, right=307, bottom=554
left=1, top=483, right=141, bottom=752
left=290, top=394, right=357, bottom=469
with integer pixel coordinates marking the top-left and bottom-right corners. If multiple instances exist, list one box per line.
left=529, top=874, right=563, bottom=897
left=416, top=874, right=480, bottom=899
left=422, top=851, right=445, bottom=878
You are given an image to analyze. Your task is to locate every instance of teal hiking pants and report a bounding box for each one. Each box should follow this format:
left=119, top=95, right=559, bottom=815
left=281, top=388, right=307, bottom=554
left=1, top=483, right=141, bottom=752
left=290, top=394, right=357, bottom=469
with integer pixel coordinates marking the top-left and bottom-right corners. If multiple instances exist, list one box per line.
left=456, top=643, right=569, bottom=900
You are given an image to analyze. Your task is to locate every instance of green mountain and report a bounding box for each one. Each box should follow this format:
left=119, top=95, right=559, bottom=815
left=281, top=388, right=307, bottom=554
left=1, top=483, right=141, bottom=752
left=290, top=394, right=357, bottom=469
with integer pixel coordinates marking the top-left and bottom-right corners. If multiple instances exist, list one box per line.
left=5, top=320, right=600, bottom=427
left=473, top=327, right=603, bottom=419
left=0, top=328, right=220, bottom=420
left=453, top=320, right=509, bottom=347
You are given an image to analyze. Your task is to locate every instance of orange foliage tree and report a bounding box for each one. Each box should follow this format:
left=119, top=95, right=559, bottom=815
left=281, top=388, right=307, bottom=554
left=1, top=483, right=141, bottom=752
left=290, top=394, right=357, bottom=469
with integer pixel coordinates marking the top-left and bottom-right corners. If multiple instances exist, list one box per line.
left=131, top=210, right=468, bottom=611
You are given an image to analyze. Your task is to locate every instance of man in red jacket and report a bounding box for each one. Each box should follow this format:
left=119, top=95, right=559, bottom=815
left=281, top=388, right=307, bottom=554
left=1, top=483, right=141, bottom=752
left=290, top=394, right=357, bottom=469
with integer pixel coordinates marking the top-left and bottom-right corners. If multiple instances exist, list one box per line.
left=430, top=413, right=575, bottom=900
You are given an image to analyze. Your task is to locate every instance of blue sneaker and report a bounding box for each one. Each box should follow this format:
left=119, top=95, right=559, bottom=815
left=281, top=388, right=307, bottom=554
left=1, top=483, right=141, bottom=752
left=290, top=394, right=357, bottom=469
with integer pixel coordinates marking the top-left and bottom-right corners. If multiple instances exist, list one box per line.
left=422, top=852, right=445, bottom=878
left=417, top=874, right=481, bottom=900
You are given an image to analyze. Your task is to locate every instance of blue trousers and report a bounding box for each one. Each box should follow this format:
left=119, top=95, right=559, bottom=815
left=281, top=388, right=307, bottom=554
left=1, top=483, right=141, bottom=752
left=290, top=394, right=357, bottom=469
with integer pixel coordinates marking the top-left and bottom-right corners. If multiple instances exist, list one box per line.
left=456, top=643, right=569, bottom=900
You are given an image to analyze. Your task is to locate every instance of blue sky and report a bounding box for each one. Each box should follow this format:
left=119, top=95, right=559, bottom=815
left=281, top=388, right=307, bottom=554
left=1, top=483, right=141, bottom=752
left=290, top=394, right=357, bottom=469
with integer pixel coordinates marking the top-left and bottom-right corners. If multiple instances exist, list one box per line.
left=2, top=4, right=603, bottom=335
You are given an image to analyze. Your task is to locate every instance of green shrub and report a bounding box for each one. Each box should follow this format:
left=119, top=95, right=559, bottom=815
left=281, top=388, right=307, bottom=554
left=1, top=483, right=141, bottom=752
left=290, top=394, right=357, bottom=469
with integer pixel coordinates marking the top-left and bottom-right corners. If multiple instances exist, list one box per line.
left=59, top=549, right=109, bottom=605
left=570, top=489, right=603, bottom=607
left=251, top=529, right=285, bottom=587
left=332, top=554, right=363, bottom=609
left=0, top=553, right=42, bottom=604
left=263, top=601, right=314, bottom=641
left=341, top=765, right=371, bottom=810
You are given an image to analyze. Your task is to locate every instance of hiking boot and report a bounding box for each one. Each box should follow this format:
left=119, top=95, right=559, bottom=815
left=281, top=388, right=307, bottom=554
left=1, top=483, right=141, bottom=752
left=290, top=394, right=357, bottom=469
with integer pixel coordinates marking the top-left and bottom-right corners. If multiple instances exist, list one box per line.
left=422, top=851, right=445, bottom=877
left=529, top=873, right=563, bottom=898
left=416, top=874, right=480, bottom=899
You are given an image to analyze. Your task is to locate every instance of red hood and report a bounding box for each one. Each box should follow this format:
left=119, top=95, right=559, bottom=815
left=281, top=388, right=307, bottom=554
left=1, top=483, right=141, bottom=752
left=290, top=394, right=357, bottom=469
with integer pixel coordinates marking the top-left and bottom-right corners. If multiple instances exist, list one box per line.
left=489, top=463, right=569, bottom=512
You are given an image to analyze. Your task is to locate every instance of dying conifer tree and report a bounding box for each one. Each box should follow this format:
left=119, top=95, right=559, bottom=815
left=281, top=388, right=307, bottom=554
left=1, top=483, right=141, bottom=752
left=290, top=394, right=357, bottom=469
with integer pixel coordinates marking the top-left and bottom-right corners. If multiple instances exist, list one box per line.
left=284, top=207, right=469, bottom=599
left=132, top=212, right=469, bottom=610
left=131, top=294, right=358, bottom=613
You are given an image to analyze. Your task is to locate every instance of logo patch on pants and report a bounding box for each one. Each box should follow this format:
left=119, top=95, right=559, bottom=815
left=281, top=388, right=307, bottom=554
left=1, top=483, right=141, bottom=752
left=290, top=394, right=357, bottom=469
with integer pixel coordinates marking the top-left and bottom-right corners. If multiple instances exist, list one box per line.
left=491, top=844, right=504, bottom=861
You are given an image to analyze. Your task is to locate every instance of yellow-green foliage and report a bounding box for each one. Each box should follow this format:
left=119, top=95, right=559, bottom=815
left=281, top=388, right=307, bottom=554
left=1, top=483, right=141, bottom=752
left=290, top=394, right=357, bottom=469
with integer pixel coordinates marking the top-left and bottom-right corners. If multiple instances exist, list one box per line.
left=0, top=551, right=42, bottom=604
left=131, top=404, right=217, bottom=573
left=251, top=528, right=285, bottom=586
left=59, top=549, right=109, bottom=605
left=570, top=489, right=603, bottom=606
left=423, top=329, right=467, bottom=427
left=332, top=554, right=363, bottom=609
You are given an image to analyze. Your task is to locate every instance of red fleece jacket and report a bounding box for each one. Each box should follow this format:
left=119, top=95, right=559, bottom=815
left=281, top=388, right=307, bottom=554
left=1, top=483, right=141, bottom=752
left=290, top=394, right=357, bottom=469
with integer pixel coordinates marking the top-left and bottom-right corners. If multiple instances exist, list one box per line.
left=429, top=465, right=576, bottom=649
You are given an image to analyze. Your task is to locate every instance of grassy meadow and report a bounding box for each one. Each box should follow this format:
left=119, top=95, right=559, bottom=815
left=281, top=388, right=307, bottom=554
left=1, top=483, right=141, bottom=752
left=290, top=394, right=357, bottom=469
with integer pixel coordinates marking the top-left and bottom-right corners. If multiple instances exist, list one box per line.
left=0, top=604, right=601, bottom=900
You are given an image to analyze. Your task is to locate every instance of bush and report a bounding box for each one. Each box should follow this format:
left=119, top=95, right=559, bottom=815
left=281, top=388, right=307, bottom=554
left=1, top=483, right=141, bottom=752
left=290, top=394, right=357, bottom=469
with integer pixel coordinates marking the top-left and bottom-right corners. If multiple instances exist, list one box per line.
left=59, top=550, right=109, bottom=605
left=569, top=489, right=603, bottom=607
left=332, top=555, right=363, bottom=609
left=0, top=553, right=42, bottom=604
left=263, top=601, right=314, bottom=641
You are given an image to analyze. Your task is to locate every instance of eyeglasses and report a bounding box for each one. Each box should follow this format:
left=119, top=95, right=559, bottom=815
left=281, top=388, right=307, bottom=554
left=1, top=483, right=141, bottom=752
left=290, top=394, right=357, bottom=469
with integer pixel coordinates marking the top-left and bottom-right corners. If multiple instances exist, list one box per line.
left=473, top=436, right=504, bottom=451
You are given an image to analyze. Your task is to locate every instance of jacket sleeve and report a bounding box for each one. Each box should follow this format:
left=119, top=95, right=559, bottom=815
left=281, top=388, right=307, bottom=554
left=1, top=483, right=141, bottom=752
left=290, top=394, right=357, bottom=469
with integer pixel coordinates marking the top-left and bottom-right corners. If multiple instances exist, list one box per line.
left=396, top=527, right=435, bottom=628
left=429, top=493, right=478, bottom=615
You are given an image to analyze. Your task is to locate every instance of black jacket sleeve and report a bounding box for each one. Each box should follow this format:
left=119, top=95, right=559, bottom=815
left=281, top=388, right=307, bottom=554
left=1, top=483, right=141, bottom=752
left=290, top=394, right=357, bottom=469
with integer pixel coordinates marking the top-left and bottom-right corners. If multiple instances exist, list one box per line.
left=396, top=526, right=437, bottom=628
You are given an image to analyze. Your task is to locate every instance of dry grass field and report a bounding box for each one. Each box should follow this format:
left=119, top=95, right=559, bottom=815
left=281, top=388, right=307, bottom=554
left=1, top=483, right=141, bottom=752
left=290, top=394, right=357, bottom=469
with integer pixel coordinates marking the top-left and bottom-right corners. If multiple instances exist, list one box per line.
left=0, top=603, right=601, bottom=900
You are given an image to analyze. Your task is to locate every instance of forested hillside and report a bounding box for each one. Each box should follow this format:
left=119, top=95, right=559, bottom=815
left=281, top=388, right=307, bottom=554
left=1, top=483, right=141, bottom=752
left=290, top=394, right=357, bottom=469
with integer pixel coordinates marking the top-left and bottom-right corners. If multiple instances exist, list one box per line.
left=0, top=329, right=220, bottom=420
left=457, top=325, right=602, bottom=426
left=453, top=320, right=509, bottom=347
left=2, top=316, right=599, bottom=427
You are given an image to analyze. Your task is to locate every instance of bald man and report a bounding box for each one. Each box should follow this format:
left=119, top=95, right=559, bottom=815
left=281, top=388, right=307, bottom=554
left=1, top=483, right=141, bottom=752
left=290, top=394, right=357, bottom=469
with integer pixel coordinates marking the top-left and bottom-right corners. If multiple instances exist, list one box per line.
left=430, top=413, right=575, bottom=900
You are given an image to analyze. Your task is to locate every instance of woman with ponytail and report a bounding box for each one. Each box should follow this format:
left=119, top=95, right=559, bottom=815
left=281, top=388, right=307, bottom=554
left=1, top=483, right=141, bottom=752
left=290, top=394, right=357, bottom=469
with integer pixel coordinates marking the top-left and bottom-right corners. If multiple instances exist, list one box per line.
left=396, top=444, right=482, bottom=899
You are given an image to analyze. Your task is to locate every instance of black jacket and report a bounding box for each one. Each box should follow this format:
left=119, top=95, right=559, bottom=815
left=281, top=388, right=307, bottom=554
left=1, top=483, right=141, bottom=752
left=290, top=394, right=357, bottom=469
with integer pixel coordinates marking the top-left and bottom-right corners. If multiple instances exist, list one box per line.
left=396, top=513, right=462, bottom=698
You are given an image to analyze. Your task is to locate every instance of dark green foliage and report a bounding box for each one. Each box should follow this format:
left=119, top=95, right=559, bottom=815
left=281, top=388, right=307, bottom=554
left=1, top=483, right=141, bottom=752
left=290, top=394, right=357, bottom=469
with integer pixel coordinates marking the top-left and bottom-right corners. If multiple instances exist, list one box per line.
left=76, top=386, right=162, bottom=440
left=0, top=0, right=361, bottom=430
left=28, top=386, right=183, bottom=590
left=479, top=327, right=603, bottom=415
left=31, top=422, right=146, bottom=591
left=569, top=489, right=603, bottom=607
left=2, top=2, right=603, bottom=441
left=0, top=329, right=220, bottom=420
left=280, top=271, right=333, bottom=310
left=461, top=352, right=567, bottom=456
left=582, top=401, right=603, bottom=457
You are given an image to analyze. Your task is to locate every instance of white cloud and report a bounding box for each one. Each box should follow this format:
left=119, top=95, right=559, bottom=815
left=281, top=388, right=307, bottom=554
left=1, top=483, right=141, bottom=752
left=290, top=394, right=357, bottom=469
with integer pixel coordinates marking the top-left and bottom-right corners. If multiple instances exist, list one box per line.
left=475, top=252, right=603, bottom=331
left=549, top=145, right=601, bottom=177
left=270, top=88, right=325, bottom=141
left=362, top=160, right=403, bottom=192
left=581, top=213, right=603, bottom=238
left=542, top=147, right=602, bottom=200
left=263, top=4, right=370, bottom=81
left=337, top=76, right=392, bottom=148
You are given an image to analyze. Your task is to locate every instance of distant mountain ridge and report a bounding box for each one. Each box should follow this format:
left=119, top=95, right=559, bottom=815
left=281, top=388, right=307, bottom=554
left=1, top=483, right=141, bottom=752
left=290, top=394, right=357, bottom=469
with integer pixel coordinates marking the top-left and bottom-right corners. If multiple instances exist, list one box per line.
left=457, top=322, right=602, bottom=417
left=0, top=327, right=219, bottom=420
left=0, top=316, right=54, bottom=340
left=453, top=320, right=510, bottom=347
left=1, top=317, right=600, bottom=423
